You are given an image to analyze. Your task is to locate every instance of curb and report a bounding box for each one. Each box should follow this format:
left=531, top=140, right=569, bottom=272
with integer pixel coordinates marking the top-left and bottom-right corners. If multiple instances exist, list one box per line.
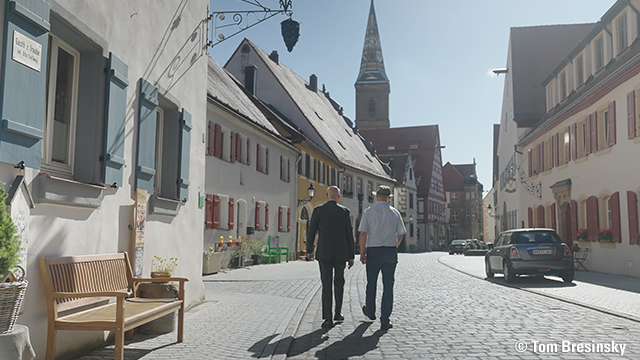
left=437, top=255, right=640, bottom=324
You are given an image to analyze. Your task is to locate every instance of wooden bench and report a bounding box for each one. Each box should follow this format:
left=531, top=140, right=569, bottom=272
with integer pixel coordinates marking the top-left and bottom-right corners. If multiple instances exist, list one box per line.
left=38, top=252, right=188, bottom=360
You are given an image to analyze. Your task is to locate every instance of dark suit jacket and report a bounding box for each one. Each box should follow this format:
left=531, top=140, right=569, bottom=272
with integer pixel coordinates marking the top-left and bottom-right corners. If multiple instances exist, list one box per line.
left=306, top=200, right=355, bottom=261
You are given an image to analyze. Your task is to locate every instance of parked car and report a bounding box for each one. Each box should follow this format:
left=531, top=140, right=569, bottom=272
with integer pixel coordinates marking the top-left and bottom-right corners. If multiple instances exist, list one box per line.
left=485, top=228, right=574, bottom=283
left=449, top=240, right=468, bottom=254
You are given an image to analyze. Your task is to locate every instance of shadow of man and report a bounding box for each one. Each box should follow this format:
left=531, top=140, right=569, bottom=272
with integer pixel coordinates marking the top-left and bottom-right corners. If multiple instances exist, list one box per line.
left=249, top=328, right=329, bottom=358
left=315, top=322, right=387, bottom=359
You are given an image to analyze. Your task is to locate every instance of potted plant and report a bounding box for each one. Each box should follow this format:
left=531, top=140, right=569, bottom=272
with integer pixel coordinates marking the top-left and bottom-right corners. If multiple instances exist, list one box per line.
left=230, top=241, right=248, bottom=268
left=598, top=228, right=612, bottom=242
left=0, top=186, right=27, bottom=333
left=202, top=246, right=221, bottom=275
left=151, top=256, right=178, bottom=278
left=571, top=243, right=580, bottom=253
left=576, top=229, right=588, bottom=241
left=246, top=238, right=264, bottom=265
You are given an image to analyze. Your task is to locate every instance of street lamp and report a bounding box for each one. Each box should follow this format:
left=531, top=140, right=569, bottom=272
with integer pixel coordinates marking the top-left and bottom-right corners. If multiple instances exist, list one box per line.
left=487, top=204, right=501, bottom=219
left=298, top=183, right=316, bottom=206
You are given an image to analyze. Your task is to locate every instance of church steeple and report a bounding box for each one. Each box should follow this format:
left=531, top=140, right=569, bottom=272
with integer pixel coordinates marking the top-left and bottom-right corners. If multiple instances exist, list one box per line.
left=355, top=0, right=390, bottom=130
left=356, top=0, right=389, bottom=85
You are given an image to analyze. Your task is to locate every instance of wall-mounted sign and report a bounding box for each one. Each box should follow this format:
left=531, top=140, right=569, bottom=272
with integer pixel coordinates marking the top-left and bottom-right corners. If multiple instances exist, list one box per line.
left=12, top=30, right=41, bottom=72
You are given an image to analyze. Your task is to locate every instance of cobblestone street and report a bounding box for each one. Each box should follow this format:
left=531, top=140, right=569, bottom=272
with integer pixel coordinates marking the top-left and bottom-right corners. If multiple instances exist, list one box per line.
left=79, top=253, right=640, bottom=359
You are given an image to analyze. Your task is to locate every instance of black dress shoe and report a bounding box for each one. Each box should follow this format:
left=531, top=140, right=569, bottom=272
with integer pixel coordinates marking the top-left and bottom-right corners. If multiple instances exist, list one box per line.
left=333, top=314, right=344, bottom=322
left=321, top=319, right=334, bottom=328
left=362, top=306, right=376, bottom=321
left=381, top=323, right=393, bottom=330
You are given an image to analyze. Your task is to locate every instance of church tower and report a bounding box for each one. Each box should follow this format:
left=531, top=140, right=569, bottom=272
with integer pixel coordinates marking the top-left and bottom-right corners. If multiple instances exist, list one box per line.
left=355, top=0, right=390, bottom=130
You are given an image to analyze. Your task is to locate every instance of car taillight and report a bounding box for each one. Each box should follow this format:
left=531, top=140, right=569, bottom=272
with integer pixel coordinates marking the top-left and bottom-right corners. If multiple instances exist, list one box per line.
left=510, top=246, right=520, bottom=259
left=563, top=245, right=571, bottom=257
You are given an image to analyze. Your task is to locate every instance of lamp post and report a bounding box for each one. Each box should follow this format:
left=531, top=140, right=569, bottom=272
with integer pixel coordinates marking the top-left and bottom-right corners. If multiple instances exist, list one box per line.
left=207, top=0, right=300, bottom=51
left=298, top=183, right=316, bottom=206
left=486, top=204, right=500, bottom=219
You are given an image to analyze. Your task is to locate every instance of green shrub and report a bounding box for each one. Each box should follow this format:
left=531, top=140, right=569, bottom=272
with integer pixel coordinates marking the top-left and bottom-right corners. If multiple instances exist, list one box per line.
left=0, top=187, right=19, bottom=273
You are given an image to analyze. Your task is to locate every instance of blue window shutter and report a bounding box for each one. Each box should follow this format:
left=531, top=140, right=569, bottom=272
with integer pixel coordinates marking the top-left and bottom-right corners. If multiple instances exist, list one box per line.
left=135, top=78, right=158, bottom=193
left=178, top=109, right=192, bottom=201
left=103, top=53, right=129, bottom=187
left=0, top=0, right=50, bottom=168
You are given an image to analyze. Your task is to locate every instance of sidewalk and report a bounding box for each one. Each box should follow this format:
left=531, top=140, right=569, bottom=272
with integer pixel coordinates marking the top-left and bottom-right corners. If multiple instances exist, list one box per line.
left=439, top=254, right=640, bottom=322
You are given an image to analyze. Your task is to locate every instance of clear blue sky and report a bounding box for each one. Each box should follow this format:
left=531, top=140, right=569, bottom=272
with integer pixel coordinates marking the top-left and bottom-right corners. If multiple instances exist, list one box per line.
left=209, top=0, right=614, bottom=192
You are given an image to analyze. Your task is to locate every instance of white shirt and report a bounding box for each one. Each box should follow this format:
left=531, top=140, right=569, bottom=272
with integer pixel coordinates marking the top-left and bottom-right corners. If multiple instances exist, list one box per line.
left=358, top=201, right=406, bottom=247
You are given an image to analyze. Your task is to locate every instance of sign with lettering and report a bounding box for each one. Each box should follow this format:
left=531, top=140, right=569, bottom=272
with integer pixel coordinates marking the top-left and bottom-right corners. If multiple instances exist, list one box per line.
left=12, top=30, right=41, bottom=72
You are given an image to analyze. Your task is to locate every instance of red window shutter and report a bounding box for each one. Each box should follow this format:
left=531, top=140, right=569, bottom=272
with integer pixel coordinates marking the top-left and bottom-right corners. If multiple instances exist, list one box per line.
left=570, top=200, right=578, bottom=239
left=528, top=207, right=533, bottom=228
left=551, top=203, right=556, bottom=230
left=246, top=138, right=251, bottom=165
left=229, top=197, right=235, bottom=230
left=265, top=203, right=269, bottom=231
left=555, top=134, right=560, bottom=166
left=628, top=90, right=636, bottom=139
left=212, top=195, right=220, bottom=229
left=205, top=194, right=213, bottom=229
left=265, top=148, right=270, bottom=175
left=611, top=192, right=620, bottom=243
left=627, top=191, right=638, bottom=244
left=256, top=143, right=261, bottom=172
left=540, top=142, right=545, bottom=171
left=255, top=202, right=260, bottom=230
left=207, top=122, right=214, bottom=156
left=214, top=124, right=222, bottom=158
left=287, top=208, right=291, bottom=232
left=278, top=206, right=283, bottom=232
left=230, top=132, right=236, bottom=163
left=527, top=149, right=532, bottom=177
left=591, top=112, right=598, bottom=153
left=586, top=196, right=598, bottom=241
left=537, top=205, right=545, bottom=228
left=584, top=115, right=591, bottom=155
left=287, top=159, right=291, bottom=182
left=608, top=101, right=616, bottom=146
left=236, top=134, right=242, bottom=162
left=565, top=126, right=571, bottom=162
left=571, top=123, right=577, bottom=159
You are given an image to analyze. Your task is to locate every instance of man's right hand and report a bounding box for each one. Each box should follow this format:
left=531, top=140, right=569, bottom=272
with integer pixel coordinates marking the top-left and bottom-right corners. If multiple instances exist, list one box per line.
left=360, top=253, right=366, bottom=264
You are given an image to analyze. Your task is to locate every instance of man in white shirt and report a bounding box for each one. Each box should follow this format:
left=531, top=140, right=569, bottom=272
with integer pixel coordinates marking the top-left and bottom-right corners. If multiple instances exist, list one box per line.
left=358, top=185, right=406, bottom=330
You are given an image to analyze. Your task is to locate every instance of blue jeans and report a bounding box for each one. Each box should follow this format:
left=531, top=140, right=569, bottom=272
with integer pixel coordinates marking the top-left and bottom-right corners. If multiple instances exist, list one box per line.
left=365, top=247, right=397, bottom=324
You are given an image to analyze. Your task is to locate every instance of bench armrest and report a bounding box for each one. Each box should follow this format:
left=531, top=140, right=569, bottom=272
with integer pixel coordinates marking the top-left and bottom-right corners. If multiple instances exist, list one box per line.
left=52, top=290, right=132, bottom=299
left=132, top=277, right=189, bottom=283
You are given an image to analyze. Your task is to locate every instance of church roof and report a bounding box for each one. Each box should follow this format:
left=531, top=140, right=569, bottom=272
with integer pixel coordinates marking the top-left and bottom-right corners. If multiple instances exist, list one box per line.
left=355, top=0, right=389, bottom=85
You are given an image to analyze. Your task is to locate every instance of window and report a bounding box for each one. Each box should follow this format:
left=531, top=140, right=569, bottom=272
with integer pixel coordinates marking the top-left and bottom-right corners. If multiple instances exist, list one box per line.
left=154, top=108, right=164, bottom=194
left=330, top=167, right=336, bottom=186
left=42, top=36, right=80, bottom=178
left=578, top=199, right=587, bottom=230
left=278, top=206, right=291, bottom=232
left=357, top=177, right=362, bottom=196
left=451, top=193, right=458, bottom=202
left=409, top=168, right=413, bottom=181
left=279, top=156, right=291, bottom=182
left=205, top=194, right=234, bottom=230
left=471, top=211, right=476, bottom=221
left=596, top=36, right=604, bottom=70
left=547, top=82, right=555, bottom=110
left=409, top=143, right=418, bottom=150
left=409, top=223, right=414, bottom=237
left=255, top=201, right=269, bottom=231
left=471, top=192, right=476, bottom=201
left=369, top=99, right=375, bottom=115
left=599, top=109, right=609, bottom=150
left=256, top=144, right=269, bottom=174
left=451, top=211, right=458, bottom=221
left=618, top=12, right=628, bottom=54
left=367, top=181, right=374, bottom=202
left=309, top=157, right=316, bottom=181
left=299, top=152, right=305, bottom=176
left=387, top=145, right=395, bottom=151
left=343, top=175, right=353, bottom=197
left=466, top=192, right=470, bottom=201
left=576, top=55, right=584, bottom=86
left=466, top=211, right=470, bottom=220
left=579, top=121, right=587, bottom=157
left=559, top=71, right=567, bottom=100
left=409, top=193, right=414, bottom=209
left=318, top=161, right=325, bottom=184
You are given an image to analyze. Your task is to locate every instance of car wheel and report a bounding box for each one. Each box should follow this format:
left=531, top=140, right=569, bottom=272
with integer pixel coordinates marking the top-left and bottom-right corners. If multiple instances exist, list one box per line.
left=449, top=252, right=453, bottom=255
left=562, top=270, right=574, bottom=284
left=485, top=259, right=494, bottom=278
left=503, top=261, right=516, bottom=283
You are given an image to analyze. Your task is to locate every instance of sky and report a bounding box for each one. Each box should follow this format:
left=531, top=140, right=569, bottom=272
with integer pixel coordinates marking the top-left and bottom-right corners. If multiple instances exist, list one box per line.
left=209, top=0, right=615, bottom=193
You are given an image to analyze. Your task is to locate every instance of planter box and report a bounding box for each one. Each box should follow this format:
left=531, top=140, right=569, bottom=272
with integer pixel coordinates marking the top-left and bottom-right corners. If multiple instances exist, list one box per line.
left=203, top=253, right=221, bottom=275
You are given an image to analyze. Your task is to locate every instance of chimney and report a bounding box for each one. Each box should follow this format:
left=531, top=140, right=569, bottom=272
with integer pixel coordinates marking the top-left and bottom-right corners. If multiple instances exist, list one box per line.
left=309, top=74, right=317, bottom=92
left=244, top=65, right=257, bottom=95
left=269, top=50, right=279, bottom=64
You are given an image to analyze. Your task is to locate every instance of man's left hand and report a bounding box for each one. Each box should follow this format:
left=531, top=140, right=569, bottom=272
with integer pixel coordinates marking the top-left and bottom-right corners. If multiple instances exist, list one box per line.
left=347, top=260, right=354, bottom=269
left=307, top=253, right=314, bottom=261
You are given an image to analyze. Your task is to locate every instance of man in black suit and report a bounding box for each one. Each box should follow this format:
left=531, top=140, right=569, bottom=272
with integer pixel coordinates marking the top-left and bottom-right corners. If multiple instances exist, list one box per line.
left=306, top=186, right=355, bottom=328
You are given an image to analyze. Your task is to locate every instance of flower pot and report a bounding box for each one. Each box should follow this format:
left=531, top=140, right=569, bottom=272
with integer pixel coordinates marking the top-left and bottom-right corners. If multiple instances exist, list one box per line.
left=231, top=256, right=244, bottom=268
left=151, top=271, right=171, bottom=278
left=251, top=254, right=260, bottom=265
left=202, top=253, right=221, bottom=275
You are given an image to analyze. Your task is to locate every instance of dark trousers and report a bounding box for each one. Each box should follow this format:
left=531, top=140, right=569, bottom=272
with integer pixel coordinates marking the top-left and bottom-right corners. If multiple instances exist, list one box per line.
left=318, top=259, right=346, bottom=320
left=365, top=247, right=397, bottom=324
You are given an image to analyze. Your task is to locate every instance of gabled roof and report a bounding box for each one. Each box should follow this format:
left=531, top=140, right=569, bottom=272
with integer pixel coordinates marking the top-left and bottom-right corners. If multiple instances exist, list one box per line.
left=206, top=55, right=279, bottom=136
left=442, top=162, right=464, bottom=192
left=511, top=24, right=593, bottom=127
left=378, top=154, right=410, bottom=185
left=226, top=39, right=392, bottom=180
left=360, top=125, right=439, bottom=196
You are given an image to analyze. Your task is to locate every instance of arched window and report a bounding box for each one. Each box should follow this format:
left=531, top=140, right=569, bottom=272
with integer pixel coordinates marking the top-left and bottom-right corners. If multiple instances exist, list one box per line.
left=369, top=99, right=376, bottom=115
left=300, top=207, right=309, bottom=222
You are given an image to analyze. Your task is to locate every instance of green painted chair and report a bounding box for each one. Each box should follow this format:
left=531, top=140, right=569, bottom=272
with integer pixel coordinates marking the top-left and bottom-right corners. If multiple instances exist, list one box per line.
left=260, top=236, right=289, bottom=264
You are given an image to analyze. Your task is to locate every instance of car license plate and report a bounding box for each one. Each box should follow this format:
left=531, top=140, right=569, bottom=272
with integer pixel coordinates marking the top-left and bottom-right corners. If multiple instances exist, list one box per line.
left=532, top=249, right=553, bottom=255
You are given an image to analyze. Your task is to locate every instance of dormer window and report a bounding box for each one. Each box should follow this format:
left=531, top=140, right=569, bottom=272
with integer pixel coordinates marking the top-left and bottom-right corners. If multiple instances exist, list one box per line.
left=617, top=12, right=628, bottom=54
left=409, top=143, right=418, bottom=150
left=387, top=145, right=395, bottom=151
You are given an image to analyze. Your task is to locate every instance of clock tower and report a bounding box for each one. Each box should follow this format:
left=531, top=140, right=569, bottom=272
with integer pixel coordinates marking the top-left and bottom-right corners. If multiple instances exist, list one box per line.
left=355, top=0, right=390, bottom=130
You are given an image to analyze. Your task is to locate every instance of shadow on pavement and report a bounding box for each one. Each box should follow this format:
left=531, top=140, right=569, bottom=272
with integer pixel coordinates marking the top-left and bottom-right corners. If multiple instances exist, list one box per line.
left=573, top=271, right=640, bottom=294
left=250, top=328, right=330, bottom=358
left=314, top=322, right=386, bottom=359
left=484, top=275, right=576, bottom=288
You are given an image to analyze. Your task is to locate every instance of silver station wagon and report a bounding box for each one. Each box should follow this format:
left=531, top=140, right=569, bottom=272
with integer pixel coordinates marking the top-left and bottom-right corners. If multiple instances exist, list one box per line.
left=485, top=228, right=574, bottom=283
